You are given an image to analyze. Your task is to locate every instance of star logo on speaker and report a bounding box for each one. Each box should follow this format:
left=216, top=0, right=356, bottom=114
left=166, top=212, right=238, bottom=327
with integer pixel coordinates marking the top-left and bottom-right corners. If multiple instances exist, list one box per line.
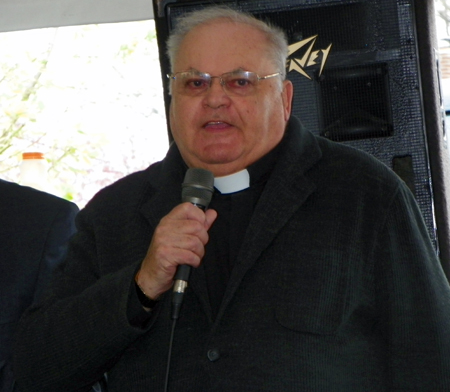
left=287, top=35, right=332, bottom=79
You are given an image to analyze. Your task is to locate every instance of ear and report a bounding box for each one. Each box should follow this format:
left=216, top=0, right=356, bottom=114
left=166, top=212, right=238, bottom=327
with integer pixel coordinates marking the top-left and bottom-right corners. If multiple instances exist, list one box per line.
left=281, top=79, right=294, bottom=121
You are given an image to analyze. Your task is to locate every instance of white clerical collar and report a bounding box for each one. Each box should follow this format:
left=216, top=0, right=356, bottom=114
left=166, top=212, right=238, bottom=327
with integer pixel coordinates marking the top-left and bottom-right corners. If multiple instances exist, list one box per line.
left=214, top=169, right=250, bottom=194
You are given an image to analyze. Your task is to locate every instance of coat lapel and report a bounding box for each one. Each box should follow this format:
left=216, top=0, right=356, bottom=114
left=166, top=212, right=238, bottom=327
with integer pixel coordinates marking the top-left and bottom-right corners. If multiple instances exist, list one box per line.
left=215, top=118, right=323, bottom=321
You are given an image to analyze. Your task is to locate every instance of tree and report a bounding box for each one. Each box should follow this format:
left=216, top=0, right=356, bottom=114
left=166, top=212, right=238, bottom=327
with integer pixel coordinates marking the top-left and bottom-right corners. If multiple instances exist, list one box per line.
left=0, top=21, right=168, bottom=207
left=436, top=0, right=450, bottom=37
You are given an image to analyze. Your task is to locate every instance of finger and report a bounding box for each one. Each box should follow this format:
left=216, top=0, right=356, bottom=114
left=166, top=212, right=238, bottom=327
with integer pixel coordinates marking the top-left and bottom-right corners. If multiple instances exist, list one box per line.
left=171, top=202, right=208, bottom=223
left=204, top=209, right=217, bottom=230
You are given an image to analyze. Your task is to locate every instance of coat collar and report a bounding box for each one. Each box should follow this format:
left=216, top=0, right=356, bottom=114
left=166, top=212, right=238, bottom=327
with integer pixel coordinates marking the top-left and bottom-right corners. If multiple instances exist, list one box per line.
left=139, top=142, right=186, bottom=227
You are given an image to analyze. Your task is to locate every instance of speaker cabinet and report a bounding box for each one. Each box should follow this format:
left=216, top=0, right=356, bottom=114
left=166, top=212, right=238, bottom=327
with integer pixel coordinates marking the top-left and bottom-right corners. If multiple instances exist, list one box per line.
left=153, top=0, right=450, bottom=279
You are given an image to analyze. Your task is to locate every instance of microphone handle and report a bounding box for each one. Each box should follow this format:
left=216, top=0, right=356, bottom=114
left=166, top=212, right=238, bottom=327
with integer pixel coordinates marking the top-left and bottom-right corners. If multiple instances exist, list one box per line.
left=171, top=203, right=207, bottom=320
left=174, top=264, right=192, bottom=281
left=172, top=167, right=214, bottom=319
left=172, top=265, right=190, bottom=319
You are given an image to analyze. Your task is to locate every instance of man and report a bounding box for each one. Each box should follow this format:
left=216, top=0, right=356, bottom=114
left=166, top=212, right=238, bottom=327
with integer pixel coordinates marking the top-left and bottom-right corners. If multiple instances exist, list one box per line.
left=0, top=179, right=79, bottom=391
left=14, top=6, right=450, bottom=391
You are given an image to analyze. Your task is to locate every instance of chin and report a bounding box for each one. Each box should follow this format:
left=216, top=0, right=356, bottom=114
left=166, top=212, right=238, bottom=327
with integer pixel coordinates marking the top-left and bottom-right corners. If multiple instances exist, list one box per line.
left=200, top=145, right=243, bottom=164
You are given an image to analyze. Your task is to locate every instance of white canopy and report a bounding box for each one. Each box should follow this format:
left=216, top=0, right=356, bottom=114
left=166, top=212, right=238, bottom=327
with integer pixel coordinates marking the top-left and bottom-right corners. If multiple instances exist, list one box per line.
left=0, top=0, right=153, bottom=33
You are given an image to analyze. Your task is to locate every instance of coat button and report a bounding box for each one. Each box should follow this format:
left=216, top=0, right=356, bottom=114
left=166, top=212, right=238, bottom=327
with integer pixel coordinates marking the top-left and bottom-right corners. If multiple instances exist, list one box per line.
left=207, top=349, right=220, bottom=362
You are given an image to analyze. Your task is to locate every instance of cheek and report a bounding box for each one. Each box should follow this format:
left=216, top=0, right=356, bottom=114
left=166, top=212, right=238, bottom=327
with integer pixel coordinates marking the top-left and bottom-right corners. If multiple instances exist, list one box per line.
left=170, top=99, right=194, bottom=130
left=169, top=105, right=176, bottom=131
left=241, top=98, right=261, bottom=117
left=171, top=96, right=195, bottom=114
left=169, top=103, right=187, bottom=143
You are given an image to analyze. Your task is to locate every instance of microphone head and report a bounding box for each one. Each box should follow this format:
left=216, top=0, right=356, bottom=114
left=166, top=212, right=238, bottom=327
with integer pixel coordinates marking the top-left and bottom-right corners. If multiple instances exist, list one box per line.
left=182, top=168, right=214, bottom=209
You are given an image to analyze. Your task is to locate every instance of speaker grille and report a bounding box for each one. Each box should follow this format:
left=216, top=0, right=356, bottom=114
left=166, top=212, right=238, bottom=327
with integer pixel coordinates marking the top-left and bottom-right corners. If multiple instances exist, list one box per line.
left=158, top=0, right=438, bottom=250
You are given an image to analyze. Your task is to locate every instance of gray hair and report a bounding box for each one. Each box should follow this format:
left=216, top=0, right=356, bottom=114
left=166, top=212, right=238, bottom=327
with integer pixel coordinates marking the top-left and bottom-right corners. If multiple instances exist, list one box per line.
left=166, top=6, right=288, bottom=80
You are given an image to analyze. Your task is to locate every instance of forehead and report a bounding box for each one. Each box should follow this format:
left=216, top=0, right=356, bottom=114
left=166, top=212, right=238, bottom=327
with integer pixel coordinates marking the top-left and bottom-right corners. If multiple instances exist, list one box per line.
left=174, top=20, right=273, bottom=72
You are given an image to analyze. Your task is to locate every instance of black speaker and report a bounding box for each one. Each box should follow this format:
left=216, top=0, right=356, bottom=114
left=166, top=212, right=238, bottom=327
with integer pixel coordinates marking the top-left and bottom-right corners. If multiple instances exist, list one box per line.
left=152, top=0, right=450, bottom=280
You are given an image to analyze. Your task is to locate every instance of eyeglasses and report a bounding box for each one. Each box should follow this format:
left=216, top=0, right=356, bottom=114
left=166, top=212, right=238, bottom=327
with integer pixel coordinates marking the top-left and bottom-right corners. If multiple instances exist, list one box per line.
left=167, top=70, right=283, bottom=97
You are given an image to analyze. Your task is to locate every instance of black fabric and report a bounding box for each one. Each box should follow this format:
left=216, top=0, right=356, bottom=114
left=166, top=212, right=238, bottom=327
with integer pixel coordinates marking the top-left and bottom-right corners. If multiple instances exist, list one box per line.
left=205, top=135, right=281, bottom=318
left=205, top=189, right=253, bottom=318
left=0, top=180, right=79, bottom=392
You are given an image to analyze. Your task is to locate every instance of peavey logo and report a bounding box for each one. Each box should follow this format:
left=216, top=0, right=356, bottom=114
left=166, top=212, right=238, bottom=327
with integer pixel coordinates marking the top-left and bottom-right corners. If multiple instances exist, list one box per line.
left=287, top=35, right=332, bottom=79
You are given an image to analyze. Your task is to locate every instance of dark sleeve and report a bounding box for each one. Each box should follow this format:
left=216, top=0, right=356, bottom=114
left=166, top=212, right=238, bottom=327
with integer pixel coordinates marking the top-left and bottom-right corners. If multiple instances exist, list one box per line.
left=374, top=183, right=450, bottom=390
left=0, top=359, right=15, bottom=392
left=1, top=194, right=79, bottom=392
left=127, top=265, right=158, bottom=328
left=32, top=201, right=79, bottom=304
left=13, top=207, right=157, bottom=392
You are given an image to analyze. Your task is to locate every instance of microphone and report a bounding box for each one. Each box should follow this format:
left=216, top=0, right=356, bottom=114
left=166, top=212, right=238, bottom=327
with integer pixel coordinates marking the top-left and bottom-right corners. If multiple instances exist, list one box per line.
left=171, top=168, right=214, bottom=319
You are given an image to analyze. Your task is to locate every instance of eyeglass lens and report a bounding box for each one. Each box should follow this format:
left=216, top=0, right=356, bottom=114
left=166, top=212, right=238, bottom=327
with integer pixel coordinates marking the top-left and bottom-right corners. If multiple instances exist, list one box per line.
left=171, top=71, right=260, bottom=96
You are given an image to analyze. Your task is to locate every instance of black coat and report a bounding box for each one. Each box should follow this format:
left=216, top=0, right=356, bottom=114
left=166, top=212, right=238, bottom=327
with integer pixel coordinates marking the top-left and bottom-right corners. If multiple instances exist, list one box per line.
left=0, top=180, right=78, bottom=392
left=14, top=117, right=450, bottom=391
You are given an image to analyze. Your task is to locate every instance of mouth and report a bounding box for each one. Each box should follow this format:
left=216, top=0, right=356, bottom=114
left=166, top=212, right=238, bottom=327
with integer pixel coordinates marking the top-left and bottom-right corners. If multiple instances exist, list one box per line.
left=203, top=121, right=232, bottom=130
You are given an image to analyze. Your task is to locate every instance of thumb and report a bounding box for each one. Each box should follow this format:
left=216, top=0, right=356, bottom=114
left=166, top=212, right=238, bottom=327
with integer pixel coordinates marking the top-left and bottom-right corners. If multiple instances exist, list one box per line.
left=205, top=209, right=218, bottom=230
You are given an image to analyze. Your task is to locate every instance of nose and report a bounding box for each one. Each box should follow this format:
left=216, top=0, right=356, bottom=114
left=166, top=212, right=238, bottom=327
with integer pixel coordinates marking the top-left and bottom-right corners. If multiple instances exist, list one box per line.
left=203, top=77, right=231, bottom=109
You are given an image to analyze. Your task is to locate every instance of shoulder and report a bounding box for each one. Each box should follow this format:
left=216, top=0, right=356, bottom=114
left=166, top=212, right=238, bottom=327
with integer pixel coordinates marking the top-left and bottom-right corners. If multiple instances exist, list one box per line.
left=83, top=162, right=162, bottom=212
left=82, top=143, right=184, bottom=215
left=287, top=117, right=405, bottom=197
left=314, top=135, right=404, bottom=197
left=0, top=179, right=79, bottom=217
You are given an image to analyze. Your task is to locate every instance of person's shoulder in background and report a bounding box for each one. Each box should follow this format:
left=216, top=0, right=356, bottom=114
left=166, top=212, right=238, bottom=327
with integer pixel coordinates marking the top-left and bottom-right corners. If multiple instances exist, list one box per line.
left=0, top=179, right=79, bottom=392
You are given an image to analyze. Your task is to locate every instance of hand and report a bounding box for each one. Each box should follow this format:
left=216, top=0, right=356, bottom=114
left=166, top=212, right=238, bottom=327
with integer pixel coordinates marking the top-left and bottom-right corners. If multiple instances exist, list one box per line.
left=136, top=202, right=217, bottom=300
